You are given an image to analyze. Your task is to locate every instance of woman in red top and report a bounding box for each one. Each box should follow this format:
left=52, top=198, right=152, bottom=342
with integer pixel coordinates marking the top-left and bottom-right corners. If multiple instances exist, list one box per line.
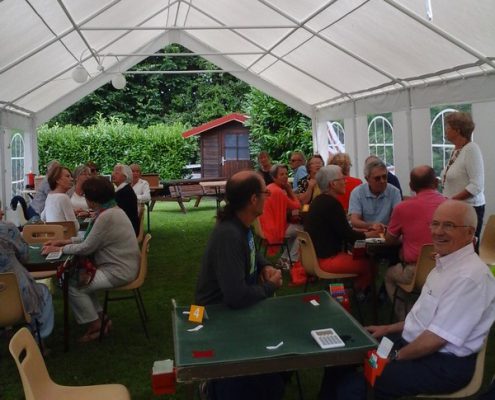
left=259, top=165, right=301, bottom=266
left=328, top=152, right=362, bottom=213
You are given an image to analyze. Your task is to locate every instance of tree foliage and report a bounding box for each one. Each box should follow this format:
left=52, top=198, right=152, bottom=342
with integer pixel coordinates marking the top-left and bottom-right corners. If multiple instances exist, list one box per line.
left=243, top=89, right=313, bottom=164
left=38, top=117, right=198, bottom=179
left=50, top=44, right=250, bottom=128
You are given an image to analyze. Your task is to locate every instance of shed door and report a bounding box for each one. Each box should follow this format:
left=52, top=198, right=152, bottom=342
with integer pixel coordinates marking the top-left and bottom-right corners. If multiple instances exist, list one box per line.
left=222, top=131, right=252, bottom=178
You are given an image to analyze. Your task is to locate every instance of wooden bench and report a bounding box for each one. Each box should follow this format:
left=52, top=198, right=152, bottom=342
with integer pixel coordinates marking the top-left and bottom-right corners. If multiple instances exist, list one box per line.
left=149, top=178, right=226, bottom=213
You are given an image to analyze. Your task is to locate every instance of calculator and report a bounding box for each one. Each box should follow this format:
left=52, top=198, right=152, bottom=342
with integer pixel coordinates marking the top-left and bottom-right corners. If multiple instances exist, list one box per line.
left=311, top=328, right=345, bottom=349
left=45, top=250, right=62, bottom=260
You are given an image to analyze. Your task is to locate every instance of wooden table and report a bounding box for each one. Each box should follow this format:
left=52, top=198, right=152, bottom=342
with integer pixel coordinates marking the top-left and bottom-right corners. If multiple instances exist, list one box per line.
left=25, top=246, right=70, bottom=351
left=199, top=180, right=226, bottom=210
left=172, top=291, right=377, bottom=386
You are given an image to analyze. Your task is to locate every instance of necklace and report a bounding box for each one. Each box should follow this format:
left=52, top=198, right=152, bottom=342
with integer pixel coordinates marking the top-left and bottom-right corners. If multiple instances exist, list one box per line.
left=442, top=142, right=468, bottom=187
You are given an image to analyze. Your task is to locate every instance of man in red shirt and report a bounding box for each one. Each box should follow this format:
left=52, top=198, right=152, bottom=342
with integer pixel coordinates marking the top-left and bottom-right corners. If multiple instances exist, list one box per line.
left=384, top=165, right=446, bottom=319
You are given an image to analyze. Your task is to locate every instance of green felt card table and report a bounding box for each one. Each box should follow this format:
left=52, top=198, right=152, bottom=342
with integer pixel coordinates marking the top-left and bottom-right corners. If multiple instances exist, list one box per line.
left=172, top=290, right=377, bottom=383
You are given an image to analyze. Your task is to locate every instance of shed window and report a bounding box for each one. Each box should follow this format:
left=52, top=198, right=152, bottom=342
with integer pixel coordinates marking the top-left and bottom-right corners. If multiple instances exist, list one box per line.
left=225, top=132, right=250, bottom=160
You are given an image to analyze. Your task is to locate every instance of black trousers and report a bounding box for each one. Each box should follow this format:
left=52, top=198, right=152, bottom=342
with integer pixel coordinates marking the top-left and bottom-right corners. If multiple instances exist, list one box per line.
left=474, top=204, right=485, bottom=253
left=319, top=341, right=476, bottom=400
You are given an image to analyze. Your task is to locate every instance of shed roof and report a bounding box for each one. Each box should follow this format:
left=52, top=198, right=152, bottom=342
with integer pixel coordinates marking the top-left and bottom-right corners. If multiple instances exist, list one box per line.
left=182, top=113, right=248, bottom=138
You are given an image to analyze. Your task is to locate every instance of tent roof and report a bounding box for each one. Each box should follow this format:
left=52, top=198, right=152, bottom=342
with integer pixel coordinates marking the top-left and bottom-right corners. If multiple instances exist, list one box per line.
left=182, top=113, right=247, bottom=138
left=1, top=0, right=495, bottom=128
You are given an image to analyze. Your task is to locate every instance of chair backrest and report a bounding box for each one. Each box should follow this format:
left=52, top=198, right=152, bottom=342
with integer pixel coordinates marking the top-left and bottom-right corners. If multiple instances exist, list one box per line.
left=22, top=224, right=64, bottom=244
left=480, top=215, right=495, bottom=265
left=44, top=221, right=76, bottom=240
left=419, top=337, right=488, bottom=398
left=412, top=244, right=436, bottom=292
left=296, top=230, right=318, bottom=277
left=9, top=327, right=52, bottom=400
left=0, top=273, right=31, bottom=327
left=125, top=234, right=151, bottom=290
left=137, top=205, right=145, bottom=244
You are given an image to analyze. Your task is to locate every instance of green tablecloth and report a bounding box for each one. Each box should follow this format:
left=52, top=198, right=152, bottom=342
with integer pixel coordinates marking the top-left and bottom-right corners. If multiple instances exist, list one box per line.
left=173, top=291, right=376, bottom=376
left=26, top=245, right=69, bottom=271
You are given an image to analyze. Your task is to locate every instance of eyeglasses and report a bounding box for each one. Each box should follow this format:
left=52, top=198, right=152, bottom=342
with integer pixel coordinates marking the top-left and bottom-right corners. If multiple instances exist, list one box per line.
left=332, top=177, right=345, bottom=182
left=429, top=221, right=472, bottom=232
left=258, top=189, right=271, bottom=197
left=372, top=174, right=387, bottom=182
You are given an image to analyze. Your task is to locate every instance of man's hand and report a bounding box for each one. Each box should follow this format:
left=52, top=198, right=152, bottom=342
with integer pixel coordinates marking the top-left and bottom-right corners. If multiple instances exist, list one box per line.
left=370, top=223, right=386, bottom=233
left=43, top=239, right=70, bottom=247
left=366, top=322, right=404, bottom=339
left=262, top=266, right=283, bottom=288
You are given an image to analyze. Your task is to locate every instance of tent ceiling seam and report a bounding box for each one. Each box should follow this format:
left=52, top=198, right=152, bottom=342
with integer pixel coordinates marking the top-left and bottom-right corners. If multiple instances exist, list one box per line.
left=245, top=0, right=337, bottom=71
left=384, top=0, right=495, bottom=69
left=183, top=1, right=346, bottom=96
left=255, top=0, right=407, bottom=90
left=0, top=0, right=122, bottom=76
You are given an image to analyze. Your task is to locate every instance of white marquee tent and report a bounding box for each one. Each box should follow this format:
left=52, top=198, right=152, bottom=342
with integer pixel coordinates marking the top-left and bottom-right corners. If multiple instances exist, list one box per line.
left=1, top=0, right=495, bottom=219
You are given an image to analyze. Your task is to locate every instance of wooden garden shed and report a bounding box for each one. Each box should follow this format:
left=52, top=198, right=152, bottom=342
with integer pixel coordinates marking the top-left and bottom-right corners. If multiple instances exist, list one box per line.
left=182, top=113, right=253, bottom=179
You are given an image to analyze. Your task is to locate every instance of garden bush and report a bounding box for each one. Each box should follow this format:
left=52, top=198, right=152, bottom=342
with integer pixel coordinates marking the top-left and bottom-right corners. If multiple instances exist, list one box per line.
left=38, top=116, right=198, bottom=179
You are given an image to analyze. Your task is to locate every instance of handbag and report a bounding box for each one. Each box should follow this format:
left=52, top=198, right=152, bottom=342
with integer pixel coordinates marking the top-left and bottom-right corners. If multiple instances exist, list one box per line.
left=57, top=255, right=97, bottom=287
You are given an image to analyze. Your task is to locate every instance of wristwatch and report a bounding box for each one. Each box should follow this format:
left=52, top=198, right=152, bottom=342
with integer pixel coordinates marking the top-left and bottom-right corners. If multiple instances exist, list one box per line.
left=390, top=349, right=400, bottom=361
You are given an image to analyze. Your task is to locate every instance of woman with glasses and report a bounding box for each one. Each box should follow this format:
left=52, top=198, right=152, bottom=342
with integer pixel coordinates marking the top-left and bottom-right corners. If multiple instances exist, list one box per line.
left=440, top=111, right=485, bottom=251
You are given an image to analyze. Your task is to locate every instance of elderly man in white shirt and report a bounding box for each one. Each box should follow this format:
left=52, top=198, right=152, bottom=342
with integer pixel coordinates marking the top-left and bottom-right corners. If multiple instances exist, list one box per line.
left=320, top=199, right=495, bottom=400
left=130, top=163, right=151, bottom=204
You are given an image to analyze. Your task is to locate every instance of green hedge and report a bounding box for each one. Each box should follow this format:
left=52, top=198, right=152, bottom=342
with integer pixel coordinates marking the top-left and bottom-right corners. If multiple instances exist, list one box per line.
left=37, top=117, right=198, bottom=179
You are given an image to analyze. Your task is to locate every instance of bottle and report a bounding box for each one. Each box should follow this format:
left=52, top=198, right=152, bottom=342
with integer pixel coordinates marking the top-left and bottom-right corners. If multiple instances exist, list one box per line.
left=27, top=171, right=35, bottom=188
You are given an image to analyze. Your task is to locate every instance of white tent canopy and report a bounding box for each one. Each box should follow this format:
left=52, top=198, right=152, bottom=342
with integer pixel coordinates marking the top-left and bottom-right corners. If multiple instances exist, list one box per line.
left=1, top=0, right=495, bottom=217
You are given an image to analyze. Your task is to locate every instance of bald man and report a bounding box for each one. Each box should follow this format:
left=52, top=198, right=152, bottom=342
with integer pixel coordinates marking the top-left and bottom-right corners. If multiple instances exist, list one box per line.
left=321, top=200, right=495, bottom=400
left=384, top=165, right=446, bottom=319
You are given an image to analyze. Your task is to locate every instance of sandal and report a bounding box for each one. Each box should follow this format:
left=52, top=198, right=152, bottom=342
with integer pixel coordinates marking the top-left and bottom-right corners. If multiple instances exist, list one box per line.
left=78, top=319, right=112, bottom=343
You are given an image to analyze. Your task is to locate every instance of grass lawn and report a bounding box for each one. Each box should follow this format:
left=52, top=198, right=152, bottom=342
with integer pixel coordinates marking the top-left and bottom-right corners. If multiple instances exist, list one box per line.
left=1, top=199, right=494, bottom=399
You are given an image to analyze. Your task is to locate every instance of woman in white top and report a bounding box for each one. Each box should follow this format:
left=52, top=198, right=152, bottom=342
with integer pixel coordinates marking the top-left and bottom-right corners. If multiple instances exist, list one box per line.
left=70, top=165, right=91, bottom=216
left=441, top=111, right=485, bottom=250
left=41, top=166, right=80, bottom=231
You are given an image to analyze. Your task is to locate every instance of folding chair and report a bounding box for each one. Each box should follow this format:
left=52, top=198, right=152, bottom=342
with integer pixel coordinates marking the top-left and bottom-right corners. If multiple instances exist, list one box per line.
left=44, top=221, right=77, bottom=240
left=9, top=327, right=130, bottom=400
left=252, top=217, right=293, bottom=269
left=22, top=224, right=64, bottom=281
left=22, top=224, right=64, bottom=244
left=480, top=215, right=495, bottom=265
left=296, top=230, right=358, bottom=291
left=0, top=272, right=43, bottom=350
left=100, top=234, right=151, bottom=340
left=390, top=244, right=435, bottom=322
left=417, top=338, right=488, bottom=398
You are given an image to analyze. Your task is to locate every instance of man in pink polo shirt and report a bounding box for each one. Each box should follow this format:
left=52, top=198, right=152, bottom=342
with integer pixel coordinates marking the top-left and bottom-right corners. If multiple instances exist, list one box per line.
left=384, top=165, right=446, bottom=319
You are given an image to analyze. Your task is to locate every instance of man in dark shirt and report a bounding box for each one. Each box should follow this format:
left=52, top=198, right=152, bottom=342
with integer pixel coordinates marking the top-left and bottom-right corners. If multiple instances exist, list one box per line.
left=112, top=163, right=139, bottom=236
left=195, top=170, right=284, bottom=399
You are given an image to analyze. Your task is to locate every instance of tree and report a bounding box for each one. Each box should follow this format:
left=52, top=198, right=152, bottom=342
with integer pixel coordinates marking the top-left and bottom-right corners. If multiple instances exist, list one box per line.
left=49, top=44, right=250, bottom=127
left=242, top=89, right=313, bottom=164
